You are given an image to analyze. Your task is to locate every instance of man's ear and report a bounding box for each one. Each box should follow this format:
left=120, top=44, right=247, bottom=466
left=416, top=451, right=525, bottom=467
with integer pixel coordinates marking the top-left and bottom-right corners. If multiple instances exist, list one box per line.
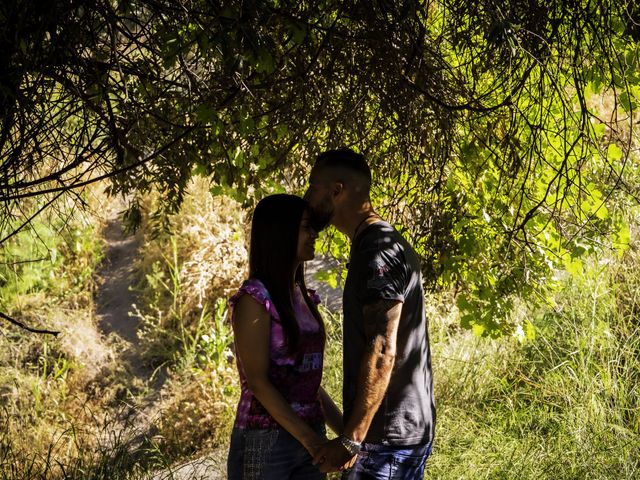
left=332, top=181, right=344, bottom=198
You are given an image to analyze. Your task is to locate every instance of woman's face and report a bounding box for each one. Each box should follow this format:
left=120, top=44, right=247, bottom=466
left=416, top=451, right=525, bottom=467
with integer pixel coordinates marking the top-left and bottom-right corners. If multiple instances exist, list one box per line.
left=297, top=210, right=318, bottom=262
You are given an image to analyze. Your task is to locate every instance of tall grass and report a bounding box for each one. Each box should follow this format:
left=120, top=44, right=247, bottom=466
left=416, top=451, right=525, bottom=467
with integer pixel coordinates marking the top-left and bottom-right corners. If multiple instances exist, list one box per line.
left=425, top=250, right=640, bottom=479
left=134, top=180, right=247, bottom=370
left=3, top=183, right=638, bottom=479
left=129, top=182, right=245, bottom=459
left=0, top=407, right=181, bottom=480
left=0, top=192, right=148, bottom=479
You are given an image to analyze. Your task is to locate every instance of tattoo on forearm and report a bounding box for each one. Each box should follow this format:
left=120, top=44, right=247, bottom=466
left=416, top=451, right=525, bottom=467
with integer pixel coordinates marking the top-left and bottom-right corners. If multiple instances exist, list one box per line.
left=362, top=299, right=401, bottom=355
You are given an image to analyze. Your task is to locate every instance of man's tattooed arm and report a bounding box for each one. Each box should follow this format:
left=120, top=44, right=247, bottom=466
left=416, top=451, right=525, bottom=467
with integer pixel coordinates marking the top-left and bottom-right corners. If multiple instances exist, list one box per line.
left=343, top=298, right=402, bottom=443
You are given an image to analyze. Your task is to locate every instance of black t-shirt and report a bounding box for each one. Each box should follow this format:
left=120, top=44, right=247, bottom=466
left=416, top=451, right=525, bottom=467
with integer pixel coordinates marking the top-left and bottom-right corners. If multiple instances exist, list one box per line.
left=343, top=221, right=435, bottom=446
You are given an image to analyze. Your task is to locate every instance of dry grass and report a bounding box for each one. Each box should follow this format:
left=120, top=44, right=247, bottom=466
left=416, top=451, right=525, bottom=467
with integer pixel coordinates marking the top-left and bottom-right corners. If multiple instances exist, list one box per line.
left=3, top=175, right=639, bottom=479
left=129, top=178, right=247, bottom=462
left=0, top=184, right=149, bottom=478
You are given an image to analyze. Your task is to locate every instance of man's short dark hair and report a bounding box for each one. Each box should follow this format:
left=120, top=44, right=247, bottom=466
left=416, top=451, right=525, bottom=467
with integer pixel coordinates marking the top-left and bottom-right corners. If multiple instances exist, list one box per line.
left=313, top=148, right=372, bottom=187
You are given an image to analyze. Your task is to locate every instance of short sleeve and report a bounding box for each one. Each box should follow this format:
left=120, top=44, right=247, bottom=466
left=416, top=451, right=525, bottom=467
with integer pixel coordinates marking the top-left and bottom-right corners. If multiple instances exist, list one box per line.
left=352, top=231, right=407, bottom=305
left=228, top=279, right=280, bottom=321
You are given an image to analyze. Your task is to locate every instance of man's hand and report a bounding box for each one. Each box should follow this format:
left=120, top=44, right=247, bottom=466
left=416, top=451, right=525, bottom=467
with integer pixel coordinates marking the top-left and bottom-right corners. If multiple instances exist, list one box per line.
left=312, top=438, right=356, bottom=473
left=305, top=435, right=329, bottom=460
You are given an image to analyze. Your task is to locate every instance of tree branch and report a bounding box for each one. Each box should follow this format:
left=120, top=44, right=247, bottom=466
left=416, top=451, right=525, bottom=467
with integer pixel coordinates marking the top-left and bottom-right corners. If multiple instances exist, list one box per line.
left=0, top=311, right=59, bottom=336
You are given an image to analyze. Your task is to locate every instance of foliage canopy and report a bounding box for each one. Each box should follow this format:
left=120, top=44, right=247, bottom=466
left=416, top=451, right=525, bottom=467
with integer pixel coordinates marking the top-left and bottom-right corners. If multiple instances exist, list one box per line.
left=1, top=0, right=639, bottom=334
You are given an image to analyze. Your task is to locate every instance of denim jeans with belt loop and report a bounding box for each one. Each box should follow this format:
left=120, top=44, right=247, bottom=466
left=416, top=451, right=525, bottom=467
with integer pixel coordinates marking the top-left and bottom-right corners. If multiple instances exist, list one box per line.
left=227, top=424, right=326, bottom=480
left=341, top=440, right=433, bottom=480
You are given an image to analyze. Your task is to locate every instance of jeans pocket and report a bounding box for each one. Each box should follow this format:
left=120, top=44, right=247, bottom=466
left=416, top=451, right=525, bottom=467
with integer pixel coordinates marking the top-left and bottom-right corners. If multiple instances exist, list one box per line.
left=361, top=450, right=393, bottom=476
left=390, top=450, right=428, bottom=479
left=391, top=451, right=425, bottom=467
left=243, top=429, right=280, bottom=480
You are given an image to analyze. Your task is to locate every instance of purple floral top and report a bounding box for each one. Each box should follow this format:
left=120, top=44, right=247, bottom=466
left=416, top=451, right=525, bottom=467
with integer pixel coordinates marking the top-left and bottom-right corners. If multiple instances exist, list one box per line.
left=229, top=278, right=325, bottom=429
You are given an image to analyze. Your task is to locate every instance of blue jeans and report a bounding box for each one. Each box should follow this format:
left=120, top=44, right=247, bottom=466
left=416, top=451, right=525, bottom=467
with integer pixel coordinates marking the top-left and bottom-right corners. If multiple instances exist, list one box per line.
left=227, top=424, right=326, bottom=480
left=341, top=441, right=433, bottom=480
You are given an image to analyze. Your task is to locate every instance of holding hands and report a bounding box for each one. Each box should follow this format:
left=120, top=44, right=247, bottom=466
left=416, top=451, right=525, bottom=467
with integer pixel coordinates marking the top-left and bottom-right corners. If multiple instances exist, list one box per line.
left=311, top=437, right=357, bottom=474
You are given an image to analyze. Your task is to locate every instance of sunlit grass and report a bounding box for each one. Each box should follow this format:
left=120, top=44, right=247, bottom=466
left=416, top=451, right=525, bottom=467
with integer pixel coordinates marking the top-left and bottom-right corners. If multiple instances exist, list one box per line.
left=1, top=182, right=639, bottom=479
left=425, top=252, right=640, bottom=479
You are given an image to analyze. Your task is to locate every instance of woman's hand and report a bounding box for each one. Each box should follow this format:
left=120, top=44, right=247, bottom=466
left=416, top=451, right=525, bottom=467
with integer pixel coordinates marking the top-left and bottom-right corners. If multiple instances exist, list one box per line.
left=312, top=438, right=356, bottom=473
left=304, top=434, right=329, bottom=458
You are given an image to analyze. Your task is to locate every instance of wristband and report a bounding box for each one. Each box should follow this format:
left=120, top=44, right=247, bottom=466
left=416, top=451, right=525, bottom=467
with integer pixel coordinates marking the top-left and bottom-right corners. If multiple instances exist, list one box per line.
left=339, top=434, right=361, bottom=456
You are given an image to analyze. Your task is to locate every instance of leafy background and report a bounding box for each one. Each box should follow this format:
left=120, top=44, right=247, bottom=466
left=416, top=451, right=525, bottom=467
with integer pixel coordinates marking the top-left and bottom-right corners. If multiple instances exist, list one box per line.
left=0, top=1, right=639, bottom=478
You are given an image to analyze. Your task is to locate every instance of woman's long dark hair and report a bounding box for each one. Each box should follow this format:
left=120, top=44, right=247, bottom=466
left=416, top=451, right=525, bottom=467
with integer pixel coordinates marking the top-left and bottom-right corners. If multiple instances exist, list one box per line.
left=249, top=194, right=324, bottom=352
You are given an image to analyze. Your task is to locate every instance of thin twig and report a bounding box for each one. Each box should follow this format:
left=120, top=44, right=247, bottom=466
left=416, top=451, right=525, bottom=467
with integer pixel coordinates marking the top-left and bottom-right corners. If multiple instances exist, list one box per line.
left=0, top=311, right=59, bottom=336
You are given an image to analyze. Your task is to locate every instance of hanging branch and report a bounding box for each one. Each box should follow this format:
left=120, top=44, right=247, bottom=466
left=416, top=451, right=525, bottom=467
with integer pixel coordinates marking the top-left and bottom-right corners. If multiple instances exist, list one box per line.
left=0, top=311, right=60, bottom=336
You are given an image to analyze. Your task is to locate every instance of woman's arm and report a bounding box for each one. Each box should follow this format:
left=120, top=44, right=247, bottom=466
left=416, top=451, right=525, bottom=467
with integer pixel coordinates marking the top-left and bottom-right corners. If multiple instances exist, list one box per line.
left=318, top=386, right=343, bottom=436
left=233, top=294, right=326, bottom=454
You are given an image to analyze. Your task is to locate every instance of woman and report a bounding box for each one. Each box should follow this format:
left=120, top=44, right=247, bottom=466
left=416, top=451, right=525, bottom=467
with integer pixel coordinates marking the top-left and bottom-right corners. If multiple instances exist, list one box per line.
left=227, top=194, right=343, bottom=480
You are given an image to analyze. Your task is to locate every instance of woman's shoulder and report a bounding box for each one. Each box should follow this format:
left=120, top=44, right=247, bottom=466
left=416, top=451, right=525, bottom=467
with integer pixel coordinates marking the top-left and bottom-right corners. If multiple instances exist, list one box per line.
left=229, top=278, right=280, bottom=320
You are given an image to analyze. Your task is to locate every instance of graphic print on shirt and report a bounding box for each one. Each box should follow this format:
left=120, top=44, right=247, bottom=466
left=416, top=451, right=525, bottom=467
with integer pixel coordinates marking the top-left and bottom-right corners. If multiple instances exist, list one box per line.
left=366, top=256, right=390, bottom=290
left=298, top=352, right=323, bottom=373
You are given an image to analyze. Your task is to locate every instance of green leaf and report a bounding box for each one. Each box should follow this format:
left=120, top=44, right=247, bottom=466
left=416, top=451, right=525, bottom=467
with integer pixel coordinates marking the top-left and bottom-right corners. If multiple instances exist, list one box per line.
left=614, top=222, right=630, bottom=258
left=607, top=143, right=623, bottom=162
left=231, top=147, right=244, bottom=168
left=563, top=256, right=583, bottom=276
left=460, top=314, right=474, bottom=330
left=471, top=323, right=485, bottom=336
left=570, top=244, right=587, bottom=259
left=523, top=320, right=536, bottom=341
left=456, top=294, right=471, bottom=311
left=254, top=47, right=275, bottom=74
left=594, top=204, right=609, bottom=220
left=619, top=91, right=638, bottom=113
left=315, top=269, right=338, bottom=289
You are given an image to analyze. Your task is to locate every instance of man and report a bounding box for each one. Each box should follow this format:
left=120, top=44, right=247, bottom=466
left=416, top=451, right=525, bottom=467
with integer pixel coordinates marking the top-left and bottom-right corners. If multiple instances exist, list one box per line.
left=304, top=148, right=436, bottom=479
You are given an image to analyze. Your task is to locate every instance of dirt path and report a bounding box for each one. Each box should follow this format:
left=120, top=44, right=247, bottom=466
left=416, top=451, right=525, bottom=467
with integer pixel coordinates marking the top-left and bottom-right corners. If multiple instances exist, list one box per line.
left=96, top=216, right=140, bottom=344
left=95, top=209, right=157, bottom=385
left=306, top=256, right=344, bottom=313
left=93, top=209, right=227, bottom=478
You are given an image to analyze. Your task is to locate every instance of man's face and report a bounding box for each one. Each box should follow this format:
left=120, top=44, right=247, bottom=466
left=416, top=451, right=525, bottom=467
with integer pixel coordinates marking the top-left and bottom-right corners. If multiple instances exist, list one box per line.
left=304, top=169, right=335, bottom=232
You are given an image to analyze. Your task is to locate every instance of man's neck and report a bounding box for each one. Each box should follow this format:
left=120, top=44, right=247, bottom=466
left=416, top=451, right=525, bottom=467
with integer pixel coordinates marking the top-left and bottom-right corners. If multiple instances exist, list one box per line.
left=334, top=203, right=379, bottom=242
